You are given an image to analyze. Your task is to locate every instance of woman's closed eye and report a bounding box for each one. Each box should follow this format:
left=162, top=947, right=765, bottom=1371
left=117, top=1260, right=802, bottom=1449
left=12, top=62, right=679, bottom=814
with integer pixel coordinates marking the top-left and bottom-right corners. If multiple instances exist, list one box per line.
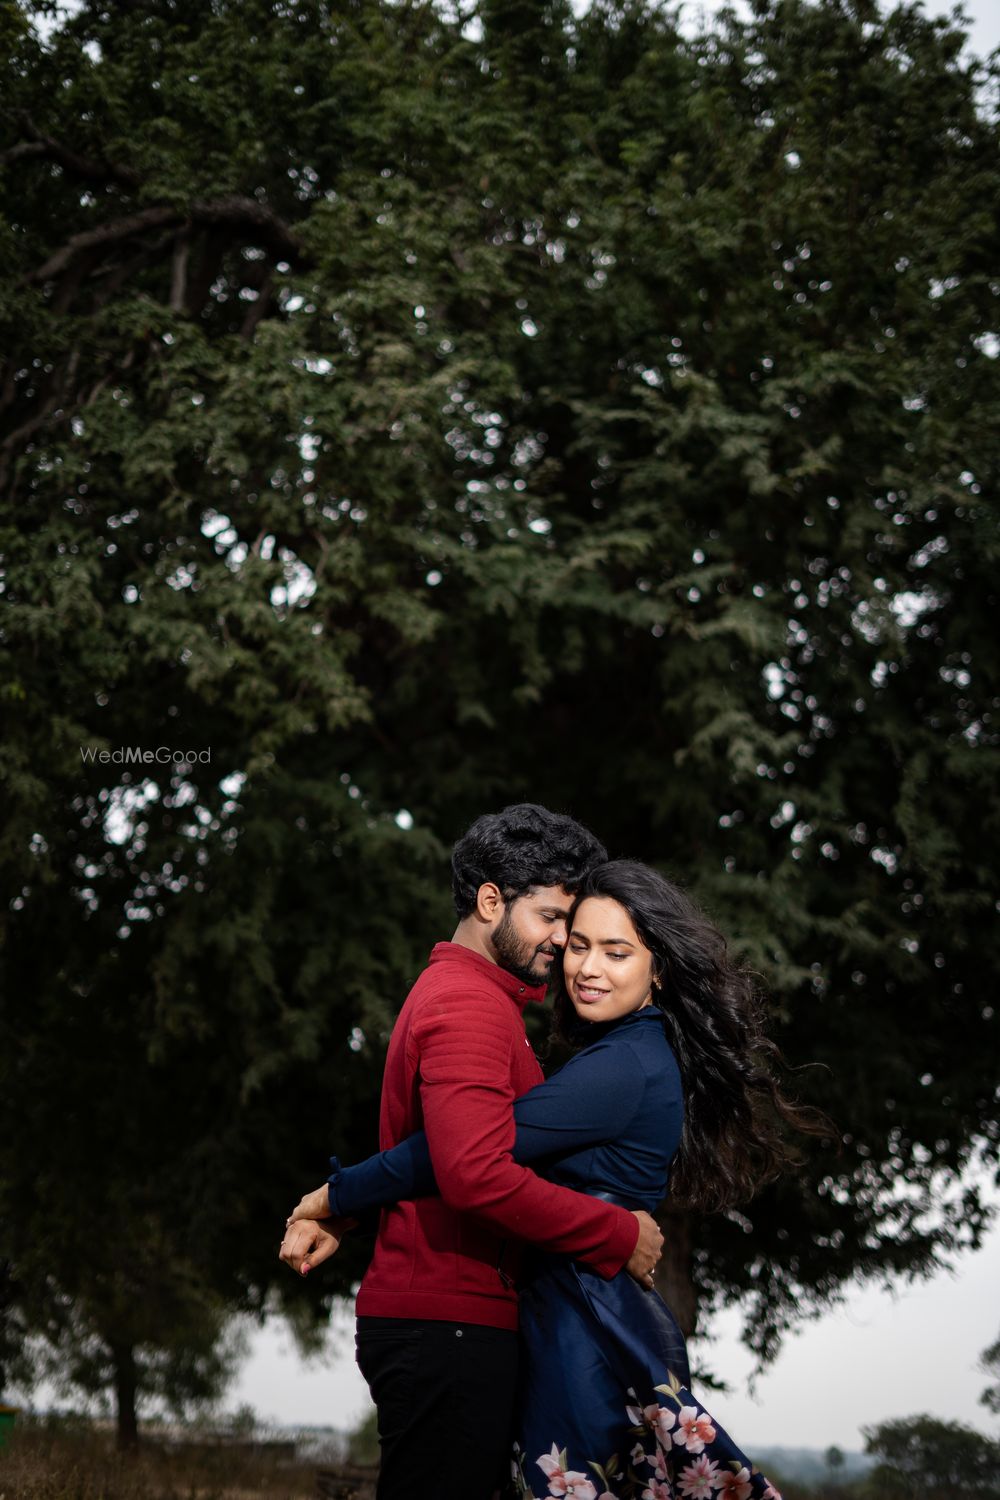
left=569, top=942, right=629, bottom=960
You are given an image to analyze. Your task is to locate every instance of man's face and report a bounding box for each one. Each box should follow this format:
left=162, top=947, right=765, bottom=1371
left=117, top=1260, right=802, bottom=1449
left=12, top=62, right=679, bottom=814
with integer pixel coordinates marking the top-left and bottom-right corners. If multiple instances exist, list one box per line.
left=490, top=884, right=574, bottom=987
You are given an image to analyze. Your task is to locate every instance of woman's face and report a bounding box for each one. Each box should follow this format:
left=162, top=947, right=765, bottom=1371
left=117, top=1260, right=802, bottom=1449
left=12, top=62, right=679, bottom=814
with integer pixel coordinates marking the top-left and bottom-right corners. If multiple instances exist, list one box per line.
left=562, top=896, right=655, bottom=1024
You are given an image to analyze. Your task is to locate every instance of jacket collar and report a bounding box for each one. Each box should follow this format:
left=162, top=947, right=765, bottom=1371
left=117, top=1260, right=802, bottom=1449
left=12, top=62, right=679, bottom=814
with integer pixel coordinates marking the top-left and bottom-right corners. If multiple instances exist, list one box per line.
left=428, top=940, right=548, bottom=1010
left=570, top=1003, right=665, bottom=1046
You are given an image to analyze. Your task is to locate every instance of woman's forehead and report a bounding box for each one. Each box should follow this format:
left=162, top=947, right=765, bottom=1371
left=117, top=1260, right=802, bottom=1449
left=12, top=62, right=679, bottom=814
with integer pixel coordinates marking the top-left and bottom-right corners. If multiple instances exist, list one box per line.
left=571, top=895, right=645, bottom=945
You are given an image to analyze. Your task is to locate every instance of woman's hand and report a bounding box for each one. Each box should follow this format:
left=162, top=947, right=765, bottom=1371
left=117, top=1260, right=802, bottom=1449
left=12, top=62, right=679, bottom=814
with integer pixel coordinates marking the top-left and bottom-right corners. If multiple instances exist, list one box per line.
left=287, top=1184, right=332, bottom=1226
left=278, top=1216, right=351, bottom=1276
left=625, top=1210, right=663, bottom=1290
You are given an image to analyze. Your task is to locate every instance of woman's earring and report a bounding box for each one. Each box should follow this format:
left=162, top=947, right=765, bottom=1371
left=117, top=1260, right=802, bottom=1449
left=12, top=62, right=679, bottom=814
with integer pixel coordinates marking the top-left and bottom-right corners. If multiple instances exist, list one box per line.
left=652, top=975, right=662, bottom=991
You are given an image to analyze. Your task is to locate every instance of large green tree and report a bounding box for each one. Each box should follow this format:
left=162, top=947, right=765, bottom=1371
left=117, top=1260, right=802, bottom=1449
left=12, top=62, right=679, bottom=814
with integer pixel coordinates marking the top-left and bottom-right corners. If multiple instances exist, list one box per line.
left=863, top=1414, right=1000, bottom=1499
left=1, top=0, right=998, bottom=1439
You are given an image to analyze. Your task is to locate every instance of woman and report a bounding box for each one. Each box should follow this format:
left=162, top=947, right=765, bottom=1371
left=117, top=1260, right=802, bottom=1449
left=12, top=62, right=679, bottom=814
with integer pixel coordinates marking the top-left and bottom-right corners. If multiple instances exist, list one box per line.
left=288, top=861, right=822, bottom=1500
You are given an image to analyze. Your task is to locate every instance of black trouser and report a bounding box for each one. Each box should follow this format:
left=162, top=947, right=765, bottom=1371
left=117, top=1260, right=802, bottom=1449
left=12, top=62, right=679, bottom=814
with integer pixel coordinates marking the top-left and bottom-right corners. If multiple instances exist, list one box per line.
left=355, top=1315, right=519, bottom=1500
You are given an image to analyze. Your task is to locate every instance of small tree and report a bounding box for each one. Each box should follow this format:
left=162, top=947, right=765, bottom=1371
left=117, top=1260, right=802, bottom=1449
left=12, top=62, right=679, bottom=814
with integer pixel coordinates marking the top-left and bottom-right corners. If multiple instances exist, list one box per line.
left=346, top=1406, right=380, bottom=1468
left=9, top=1240, right=243, bottom=1450
left=824, top=1444, right=845, bottom=1484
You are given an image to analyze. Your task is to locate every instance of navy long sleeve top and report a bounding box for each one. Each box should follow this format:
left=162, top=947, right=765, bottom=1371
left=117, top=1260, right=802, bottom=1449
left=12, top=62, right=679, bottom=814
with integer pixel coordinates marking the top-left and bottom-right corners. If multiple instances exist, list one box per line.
left=328, top=1006, right=684, bottom=1222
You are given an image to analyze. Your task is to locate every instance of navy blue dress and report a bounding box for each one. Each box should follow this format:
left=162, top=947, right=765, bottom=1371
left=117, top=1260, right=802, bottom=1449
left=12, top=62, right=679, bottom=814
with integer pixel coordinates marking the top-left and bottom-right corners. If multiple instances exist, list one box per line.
left=328, top=1007, right=782, bottom=1500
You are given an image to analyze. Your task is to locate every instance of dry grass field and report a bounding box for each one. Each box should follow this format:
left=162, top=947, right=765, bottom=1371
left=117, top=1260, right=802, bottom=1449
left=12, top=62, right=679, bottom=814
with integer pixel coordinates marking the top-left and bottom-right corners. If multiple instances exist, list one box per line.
left=0, top=1419, right=375, bottom=1500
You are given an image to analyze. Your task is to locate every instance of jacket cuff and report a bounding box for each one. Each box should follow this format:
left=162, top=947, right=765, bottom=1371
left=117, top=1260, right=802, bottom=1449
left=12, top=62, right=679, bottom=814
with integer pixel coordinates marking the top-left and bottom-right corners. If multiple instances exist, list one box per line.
left=326, top=1155, right=343, bottom=1217
left=586, top=1203, right=640, bottom=1280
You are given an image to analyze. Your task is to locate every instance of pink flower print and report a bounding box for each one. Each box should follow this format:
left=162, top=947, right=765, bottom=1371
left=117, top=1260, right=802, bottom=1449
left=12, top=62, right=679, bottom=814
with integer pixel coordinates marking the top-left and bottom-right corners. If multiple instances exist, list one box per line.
left=642, top=1480, right=673, bottom=1500
left=718, top=1467, right=753, bottom=1500
left=555, top=1476, right=597, bottom=1500
left=538, top=1445, right=565, bottom=1481
left=761, top=1485, right=782, bottom=1500
left=646, top=1443, right=671, bottom=1480
left=632, top=1442, right=648, bottom=1464
left=677, top=1455, right=723, bottom=1498
left=649, top=1405, right=678, bottom=1447
left=673, top=1407, right=717, bottom=1453
left=628, top=1402, right=678, bottom=1446
left=536, top=1445, right=598, bottom=1500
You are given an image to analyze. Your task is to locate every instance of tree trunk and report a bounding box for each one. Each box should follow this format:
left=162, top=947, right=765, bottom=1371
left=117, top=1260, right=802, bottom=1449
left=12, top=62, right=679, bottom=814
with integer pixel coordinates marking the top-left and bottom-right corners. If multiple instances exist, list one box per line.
left=111, top=1342, right=139, bottom=1452
left=654, top=1207, right=698, bottom=1338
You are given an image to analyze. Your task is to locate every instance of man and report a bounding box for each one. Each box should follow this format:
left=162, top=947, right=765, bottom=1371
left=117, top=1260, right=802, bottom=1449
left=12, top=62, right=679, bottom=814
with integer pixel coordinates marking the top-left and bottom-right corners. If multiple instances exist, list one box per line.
left=280, top=804, right=663, bottom=1500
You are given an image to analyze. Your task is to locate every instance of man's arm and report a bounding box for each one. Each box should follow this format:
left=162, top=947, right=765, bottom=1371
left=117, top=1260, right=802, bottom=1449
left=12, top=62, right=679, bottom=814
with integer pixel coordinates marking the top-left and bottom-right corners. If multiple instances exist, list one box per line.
left=412, top=991, right=652, bottom=1279
left=320, top=1037, right=657, bottom=1218
left=285, top=1032, right=664, bottom=1281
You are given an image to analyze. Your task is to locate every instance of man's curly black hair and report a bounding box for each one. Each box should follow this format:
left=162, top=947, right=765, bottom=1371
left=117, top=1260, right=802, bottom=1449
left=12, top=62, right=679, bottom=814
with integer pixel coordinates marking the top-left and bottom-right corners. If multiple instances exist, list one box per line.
left=451, top=803, right=607, bottom=918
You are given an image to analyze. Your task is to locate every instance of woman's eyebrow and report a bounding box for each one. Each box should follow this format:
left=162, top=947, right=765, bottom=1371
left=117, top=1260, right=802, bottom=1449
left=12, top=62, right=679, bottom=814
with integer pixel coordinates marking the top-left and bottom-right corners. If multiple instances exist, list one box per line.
left=569, top=930, right=636, bottom=947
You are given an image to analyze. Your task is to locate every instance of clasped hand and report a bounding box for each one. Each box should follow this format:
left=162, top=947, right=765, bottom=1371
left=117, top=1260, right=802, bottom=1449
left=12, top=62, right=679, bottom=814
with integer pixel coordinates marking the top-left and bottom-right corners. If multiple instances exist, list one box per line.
left=277, top=1184, right=352, bottom=1276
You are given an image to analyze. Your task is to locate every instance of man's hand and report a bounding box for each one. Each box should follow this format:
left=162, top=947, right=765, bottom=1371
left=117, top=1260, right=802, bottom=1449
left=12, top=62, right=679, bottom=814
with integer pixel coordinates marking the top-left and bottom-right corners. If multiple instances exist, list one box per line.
left=278, top=1217, right=351, bottom=1277
left=286, top=1184, right=333, bottom=1227
left=625, top=1210, right=663, bottom=1289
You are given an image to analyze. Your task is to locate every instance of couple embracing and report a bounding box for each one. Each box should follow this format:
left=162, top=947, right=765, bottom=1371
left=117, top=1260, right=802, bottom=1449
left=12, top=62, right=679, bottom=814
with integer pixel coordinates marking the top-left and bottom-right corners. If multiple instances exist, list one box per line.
left=280, top=804, right=819, bottom=1500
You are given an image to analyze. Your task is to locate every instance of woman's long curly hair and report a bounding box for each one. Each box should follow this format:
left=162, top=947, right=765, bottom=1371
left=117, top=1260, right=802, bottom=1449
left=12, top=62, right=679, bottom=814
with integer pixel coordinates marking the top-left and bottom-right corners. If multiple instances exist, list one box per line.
left=551, top=859, right=830, bottom=1213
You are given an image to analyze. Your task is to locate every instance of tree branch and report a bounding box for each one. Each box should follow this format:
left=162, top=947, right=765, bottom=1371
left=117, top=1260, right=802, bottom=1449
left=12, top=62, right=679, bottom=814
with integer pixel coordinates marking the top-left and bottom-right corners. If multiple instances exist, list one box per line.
left=31, top=207, right=183, bottom=283
left=51, top=246, right=104, bottom=316
left=1, top=113, right=142, bottom=190
left=239, top=273, right=273, bottom=341
left=0, top=360, right=18, bottom=415
left=0, top=140, right=49, bottom=168
left=169, top=233, right=192, bottom=313
left=183, top=230, right=229, bottom=317
left=188, top=197, right=308, bottom=265
left=0, top=350, right=80, bottom=498
left=89, top=237, right=173, bottom=311
left=30, top=198, right=309, bottom=289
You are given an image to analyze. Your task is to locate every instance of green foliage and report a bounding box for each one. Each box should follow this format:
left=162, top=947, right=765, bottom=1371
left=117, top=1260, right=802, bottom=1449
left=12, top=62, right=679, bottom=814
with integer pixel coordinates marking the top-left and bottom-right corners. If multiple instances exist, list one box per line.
left=981, top=1331, right=1000, bottom=1417
left=346, top=1404, right=380, bottom=1467
left=1, top=0, right=998, bottom=1426
left=862, top=1414, right=1000, bottom=1499
left=825, top=1444, right=845, bottom=1476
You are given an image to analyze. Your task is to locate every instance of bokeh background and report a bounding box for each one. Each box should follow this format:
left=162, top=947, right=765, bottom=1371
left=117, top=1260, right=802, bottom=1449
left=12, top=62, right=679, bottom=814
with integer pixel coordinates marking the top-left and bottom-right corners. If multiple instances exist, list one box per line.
left=2, top=0, right=998, bottom=1489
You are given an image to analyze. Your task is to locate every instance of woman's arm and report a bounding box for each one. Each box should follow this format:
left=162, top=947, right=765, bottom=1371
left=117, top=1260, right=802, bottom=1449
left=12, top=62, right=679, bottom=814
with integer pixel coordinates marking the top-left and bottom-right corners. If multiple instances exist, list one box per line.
left=322, top=1039, right=640, bottom=1220
left=325, top=1136, right=433, bottom=1217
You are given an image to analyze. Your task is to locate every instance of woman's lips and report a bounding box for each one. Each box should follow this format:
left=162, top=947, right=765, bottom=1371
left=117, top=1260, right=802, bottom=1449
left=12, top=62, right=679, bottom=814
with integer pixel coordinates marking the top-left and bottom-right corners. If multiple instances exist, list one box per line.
left=575, top=985, right=610, bottom=1001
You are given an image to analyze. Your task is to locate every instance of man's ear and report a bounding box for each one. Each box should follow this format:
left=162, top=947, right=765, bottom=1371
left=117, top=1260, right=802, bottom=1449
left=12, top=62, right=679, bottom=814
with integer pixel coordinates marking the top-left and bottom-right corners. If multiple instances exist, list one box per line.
left=474, top=882, right=504, bottom=923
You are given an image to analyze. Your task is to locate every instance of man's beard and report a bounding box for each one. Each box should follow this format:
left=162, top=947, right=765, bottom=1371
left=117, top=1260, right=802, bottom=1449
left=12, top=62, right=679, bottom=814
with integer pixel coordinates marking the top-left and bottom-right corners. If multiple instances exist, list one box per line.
left=492, top=906, right=557, bottom=987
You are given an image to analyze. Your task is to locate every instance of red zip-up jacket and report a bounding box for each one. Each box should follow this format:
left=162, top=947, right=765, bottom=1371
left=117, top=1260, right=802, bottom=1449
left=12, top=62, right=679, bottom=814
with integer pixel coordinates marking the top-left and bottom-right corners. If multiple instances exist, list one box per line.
left=355, top=942, right=640, bottom=1329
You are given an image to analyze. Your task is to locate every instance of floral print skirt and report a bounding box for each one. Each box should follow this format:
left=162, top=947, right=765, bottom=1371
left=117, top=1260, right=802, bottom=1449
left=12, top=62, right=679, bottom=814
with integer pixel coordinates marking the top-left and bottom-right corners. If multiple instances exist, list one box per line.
left=509, top=1257, right=781, bottom=1500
